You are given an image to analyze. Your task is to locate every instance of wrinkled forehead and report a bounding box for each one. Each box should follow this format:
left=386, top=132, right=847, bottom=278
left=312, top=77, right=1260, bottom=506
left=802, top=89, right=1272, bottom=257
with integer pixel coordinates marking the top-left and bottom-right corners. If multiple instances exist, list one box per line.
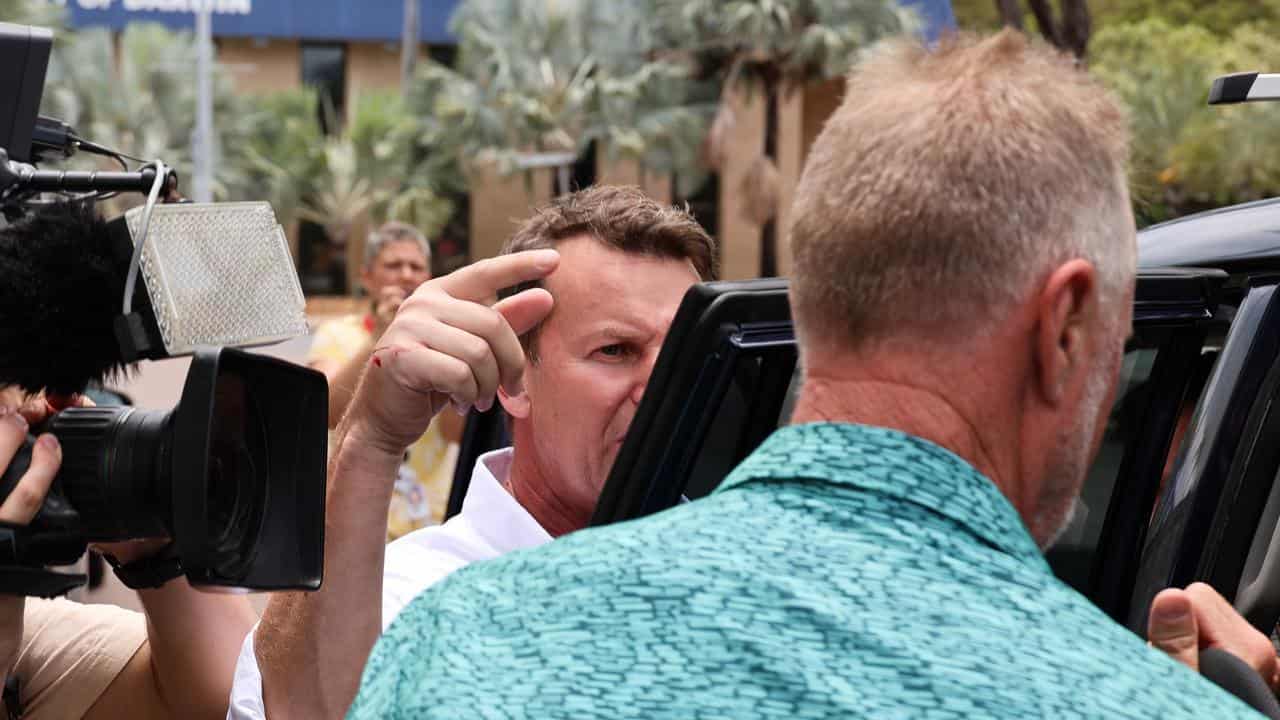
left=539, top=237, right=700, bottom=337
left=371, top=239, right=428, bottom=265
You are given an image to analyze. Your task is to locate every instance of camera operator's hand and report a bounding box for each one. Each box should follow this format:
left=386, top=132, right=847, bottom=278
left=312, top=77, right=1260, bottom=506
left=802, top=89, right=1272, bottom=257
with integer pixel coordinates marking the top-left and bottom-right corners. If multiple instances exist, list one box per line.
left=347, top=249, right=558, bottom=456
left=0, top=404, right=61, bottom=526
left=0, top=397, right=61, bottom=680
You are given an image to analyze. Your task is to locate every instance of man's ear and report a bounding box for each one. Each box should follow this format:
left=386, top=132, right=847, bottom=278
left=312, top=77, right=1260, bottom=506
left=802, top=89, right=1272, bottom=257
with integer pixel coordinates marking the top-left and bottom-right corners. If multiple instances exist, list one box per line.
left=498, top=374, right=531, bottom=419
left=1034, top=259, right=1099, bottom=406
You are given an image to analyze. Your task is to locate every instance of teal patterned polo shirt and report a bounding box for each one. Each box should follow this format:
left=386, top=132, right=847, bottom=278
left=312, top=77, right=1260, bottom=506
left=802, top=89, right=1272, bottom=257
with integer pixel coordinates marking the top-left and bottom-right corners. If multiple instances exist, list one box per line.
left=349, top=423, right=1259, bottom=719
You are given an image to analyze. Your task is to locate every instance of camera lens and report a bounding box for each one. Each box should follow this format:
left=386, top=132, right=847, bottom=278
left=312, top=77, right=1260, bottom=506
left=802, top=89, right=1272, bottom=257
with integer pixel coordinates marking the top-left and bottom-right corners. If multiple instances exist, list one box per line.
left=204, top=374, right=268, bottom=577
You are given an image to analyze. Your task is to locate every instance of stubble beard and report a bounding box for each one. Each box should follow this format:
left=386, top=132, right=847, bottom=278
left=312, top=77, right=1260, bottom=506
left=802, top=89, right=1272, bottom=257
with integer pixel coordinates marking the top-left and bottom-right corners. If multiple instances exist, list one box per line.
left=1036, top=361, right=1114, bottom=551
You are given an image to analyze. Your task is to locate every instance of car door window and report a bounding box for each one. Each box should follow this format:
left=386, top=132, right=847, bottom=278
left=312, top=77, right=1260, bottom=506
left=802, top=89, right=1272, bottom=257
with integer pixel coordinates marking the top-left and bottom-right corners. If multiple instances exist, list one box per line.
left=1048, top=331, right=1185, bottom=595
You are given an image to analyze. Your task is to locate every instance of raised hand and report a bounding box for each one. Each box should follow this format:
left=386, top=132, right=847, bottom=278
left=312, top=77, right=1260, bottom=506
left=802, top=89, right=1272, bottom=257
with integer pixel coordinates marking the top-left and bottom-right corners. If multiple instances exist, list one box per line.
left=347, top=249, right=559, bottom=455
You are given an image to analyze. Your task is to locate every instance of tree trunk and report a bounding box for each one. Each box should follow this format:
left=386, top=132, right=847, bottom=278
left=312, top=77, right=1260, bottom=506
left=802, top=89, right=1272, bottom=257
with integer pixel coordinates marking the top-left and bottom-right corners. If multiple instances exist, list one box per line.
left=994, top=0, right=1024, bottom=29
left=760, top=81, right=779, bottom=278
left=1005, top=0, right=1092, bottom=60
left=1060, top=0, right=1092, bottom=59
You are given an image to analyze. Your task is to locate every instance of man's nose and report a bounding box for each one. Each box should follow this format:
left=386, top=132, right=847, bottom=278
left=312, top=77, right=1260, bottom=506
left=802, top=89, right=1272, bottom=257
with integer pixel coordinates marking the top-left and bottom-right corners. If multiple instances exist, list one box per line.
left=630, top=353, right=660, bottom=405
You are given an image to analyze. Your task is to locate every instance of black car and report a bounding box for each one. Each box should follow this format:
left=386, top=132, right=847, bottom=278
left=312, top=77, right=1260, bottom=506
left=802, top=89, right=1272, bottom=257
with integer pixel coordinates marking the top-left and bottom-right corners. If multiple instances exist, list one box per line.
left=446, top=196, right=1280, bottom=644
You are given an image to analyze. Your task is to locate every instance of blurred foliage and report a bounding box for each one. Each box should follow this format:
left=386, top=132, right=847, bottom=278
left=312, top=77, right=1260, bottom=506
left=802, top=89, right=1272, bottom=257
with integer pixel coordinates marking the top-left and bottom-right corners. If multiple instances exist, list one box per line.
left=37, top=23, right=251, bottom=215
left=953, top=0, right=1280, bottom=39
left=408, top=0, right=714, bottom=196
left=237, top=88, right=455, bottom=241
left=1090, top=0, right=1280, bottom=37
left=0, top=0, right=61, bottom=27
left=1091, top=18, right=1280, bottom=225
left=653, top=0, right=913, bottom=91
left=948, top=1, right=1280, bottom=225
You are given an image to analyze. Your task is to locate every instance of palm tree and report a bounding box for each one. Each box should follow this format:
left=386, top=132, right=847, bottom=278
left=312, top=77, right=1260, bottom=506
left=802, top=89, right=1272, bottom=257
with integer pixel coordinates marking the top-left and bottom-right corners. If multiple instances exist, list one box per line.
left=406, top=0, right=712, bottom=199
left=237, top=87, right=457, bottom=291
left=0, top=0, right=62, bottom=29
left=38, top=23, right=254, bottom=215
left=653, top=0, right=910, bottom=276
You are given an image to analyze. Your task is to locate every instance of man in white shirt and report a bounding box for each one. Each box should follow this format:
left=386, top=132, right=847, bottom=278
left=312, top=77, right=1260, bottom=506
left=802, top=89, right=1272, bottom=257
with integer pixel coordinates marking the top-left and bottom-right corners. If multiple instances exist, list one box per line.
left=229, top=186, right=717, bottom=719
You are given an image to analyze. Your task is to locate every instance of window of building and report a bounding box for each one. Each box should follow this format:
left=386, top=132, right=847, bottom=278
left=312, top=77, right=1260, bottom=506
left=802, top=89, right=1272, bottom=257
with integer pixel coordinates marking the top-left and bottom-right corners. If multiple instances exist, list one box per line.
left=298, top=43, right=348, bottom=295
left=300, top=43, right=347, bottom=134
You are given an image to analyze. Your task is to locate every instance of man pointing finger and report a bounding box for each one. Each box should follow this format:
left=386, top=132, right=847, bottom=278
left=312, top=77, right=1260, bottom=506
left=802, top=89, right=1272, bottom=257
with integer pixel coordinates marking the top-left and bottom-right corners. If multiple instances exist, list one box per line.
left=231, top=186, right=716, bottom=719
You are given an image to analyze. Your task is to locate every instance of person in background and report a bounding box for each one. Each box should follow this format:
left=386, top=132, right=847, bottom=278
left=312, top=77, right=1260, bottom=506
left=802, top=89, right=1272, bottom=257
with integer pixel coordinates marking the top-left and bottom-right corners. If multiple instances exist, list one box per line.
left=0, top=389, right=256, bottom=720
left=307, top=221, right=460, bottom=538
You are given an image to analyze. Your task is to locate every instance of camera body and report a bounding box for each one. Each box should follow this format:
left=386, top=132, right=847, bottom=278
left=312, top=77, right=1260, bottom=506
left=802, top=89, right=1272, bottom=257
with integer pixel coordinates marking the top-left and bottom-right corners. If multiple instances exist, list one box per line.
left=0, top=22, right=327, bottom=596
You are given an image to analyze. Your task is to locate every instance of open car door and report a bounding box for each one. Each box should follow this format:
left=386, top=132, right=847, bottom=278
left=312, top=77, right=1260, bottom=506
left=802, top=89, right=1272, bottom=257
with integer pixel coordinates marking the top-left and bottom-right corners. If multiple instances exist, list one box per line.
left=589, top=270, right=1256, bottom=635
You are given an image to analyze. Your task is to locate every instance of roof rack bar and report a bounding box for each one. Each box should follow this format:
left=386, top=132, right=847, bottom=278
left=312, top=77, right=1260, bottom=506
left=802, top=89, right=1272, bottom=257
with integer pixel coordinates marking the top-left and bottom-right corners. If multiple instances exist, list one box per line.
left=1208, top=72, right=1280, bottom=105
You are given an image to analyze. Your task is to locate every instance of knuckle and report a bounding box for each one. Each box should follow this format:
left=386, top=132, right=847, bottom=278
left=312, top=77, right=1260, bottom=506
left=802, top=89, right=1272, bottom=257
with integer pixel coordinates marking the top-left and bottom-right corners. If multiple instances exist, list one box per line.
left=9, top=484, right=43, bottom=513
left=461, top=337, right=491, bottom=367
left=478, top=309, right=504, bottom=337
left=446, top=360, right=473, bottom=389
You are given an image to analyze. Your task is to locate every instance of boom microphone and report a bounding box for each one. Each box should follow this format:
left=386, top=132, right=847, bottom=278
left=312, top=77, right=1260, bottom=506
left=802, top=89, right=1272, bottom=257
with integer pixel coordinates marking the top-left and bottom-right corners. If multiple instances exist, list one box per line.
left=0, top=201, right=130, bottom=394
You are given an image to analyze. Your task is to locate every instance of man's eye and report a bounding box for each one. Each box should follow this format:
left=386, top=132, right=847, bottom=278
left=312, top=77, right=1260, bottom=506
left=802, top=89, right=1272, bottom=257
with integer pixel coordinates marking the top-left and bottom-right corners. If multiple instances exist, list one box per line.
left=597, top=344, right=626, bottom=358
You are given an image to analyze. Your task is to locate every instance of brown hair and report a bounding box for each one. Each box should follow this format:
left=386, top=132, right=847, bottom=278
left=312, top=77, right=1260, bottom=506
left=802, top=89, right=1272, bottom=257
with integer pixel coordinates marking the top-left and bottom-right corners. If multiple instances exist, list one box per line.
left=502, top=185, right=717, bottom=359
left=789, top=30, right=1134, bottom=350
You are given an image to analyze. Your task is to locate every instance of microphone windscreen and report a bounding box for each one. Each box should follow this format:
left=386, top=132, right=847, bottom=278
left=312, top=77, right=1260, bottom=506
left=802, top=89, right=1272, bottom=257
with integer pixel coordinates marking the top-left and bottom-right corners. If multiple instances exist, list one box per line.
left=0, top=202, right=130, bottom=394
left=1200, top=647, right=1280, bottom=719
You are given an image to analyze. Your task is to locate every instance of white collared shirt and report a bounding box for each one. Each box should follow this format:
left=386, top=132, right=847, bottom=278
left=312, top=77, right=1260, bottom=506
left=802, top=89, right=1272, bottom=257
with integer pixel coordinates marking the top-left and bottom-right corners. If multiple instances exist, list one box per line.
left=227, top=448, right=549, bottom=720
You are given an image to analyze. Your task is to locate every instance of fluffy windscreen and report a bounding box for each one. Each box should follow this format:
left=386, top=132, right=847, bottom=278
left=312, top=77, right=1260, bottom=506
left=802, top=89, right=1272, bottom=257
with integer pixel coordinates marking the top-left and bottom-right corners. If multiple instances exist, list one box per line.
left=0, top=202, right=131, bottom=394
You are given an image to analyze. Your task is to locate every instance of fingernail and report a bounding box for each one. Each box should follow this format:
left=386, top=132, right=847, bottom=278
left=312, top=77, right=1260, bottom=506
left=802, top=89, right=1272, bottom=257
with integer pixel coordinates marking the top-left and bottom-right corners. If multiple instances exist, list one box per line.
left=0, top=406, right=9, bottom=418
left=37, top=434, right=59, bottom=453
left=1153, top=602, right=1190, bottom=623
left=535, top=250, right=559, bottom=270
left=477, top=396, right=493, bottom=413
left=4, top=412, right=26, bottom=430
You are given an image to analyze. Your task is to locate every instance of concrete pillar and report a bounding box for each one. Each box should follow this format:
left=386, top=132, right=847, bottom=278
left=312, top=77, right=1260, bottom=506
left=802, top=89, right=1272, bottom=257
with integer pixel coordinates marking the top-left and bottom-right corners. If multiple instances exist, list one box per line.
left=468, top=164, right=552, bottom=261
left=217, top=37, right=301, bottom=93
left=774, top=86, right=804, bottom=278
left=345, top=41, right=403, bottom=122
left=716, top=86, right=766, bottom=281
left=596, top=151, right=673, bottom=204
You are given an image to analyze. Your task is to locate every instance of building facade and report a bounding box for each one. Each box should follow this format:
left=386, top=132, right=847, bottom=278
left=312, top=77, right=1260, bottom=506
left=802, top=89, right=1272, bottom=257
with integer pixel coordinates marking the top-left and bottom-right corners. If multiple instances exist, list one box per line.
left=62, top=0, right=954, bottom=296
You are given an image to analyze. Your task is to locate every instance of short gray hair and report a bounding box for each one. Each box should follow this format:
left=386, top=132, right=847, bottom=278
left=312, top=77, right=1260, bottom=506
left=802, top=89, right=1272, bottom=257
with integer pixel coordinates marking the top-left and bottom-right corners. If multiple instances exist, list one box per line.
left=364, top=221, right=431, bottom=268
left=789, top=30, right=1135, bottom=350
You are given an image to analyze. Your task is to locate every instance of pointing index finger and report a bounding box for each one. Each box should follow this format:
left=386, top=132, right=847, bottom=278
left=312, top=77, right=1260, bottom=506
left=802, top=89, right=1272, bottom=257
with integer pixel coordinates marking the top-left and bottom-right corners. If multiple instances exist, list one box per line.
left=436, top=250, right=560, bottom=305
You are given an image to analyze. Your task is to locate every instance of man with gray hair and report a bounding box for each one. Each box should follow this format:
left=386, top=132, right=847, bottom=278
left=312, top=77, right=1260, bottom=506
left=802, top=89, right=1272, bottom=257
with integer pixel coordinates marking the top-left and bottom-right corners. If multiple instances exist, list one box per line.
left=306, top=220, right=460, bottom=539
left=345, top=30, right=1264, bottom=717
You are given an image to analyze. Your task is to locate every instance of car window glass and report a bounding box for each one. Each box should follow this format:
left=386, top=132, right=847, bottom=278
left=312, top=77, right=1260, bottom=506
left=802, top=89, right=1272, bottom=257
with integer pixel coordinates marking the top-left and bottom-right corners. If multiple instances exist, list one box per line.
left=1048, top=341, right=1161, bottom=593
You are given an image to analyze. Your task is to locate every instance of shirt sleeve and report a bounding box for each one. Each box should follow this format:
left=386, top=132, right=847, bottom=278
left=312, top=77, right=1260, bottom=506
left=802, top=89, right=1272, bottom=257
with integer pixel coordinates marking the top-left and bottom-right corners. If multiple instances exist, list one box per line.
left=382, top=530, right=470, bottom=630
left=15, top=598, right=147, bottom=720
left=225, top=623, right=266, bottom=720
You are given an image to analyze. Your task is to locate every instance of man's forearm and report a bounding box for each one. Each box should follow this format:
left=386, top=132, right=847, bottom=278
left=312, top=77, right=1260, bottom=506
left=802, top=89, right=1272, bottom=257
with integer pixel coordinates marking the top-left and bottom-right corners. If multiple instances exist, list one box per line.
left=135, top=582, right=257, bottom=720
left=323, top=339, right=377, bottom=429
left=256, top=420, right=401, bottom=719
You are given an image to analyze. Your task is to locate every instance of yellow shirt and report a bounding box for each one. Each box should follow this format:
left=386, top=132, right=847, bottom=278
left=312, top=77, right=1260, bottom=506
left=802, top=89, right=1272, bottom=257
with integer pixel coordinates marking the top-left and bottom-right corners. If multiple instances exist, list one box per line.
left=309, top=314, right=460, bottom=540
